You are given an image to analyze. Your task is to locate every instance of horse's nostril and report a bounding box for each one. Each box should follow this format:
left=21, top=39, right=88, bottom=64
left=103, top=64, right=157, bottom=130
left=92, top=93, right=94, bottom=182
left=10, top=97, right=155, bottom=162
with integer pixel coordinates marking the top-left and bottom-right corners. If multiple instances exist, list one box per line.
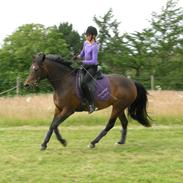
left=24, top=83, right=30, bottom=88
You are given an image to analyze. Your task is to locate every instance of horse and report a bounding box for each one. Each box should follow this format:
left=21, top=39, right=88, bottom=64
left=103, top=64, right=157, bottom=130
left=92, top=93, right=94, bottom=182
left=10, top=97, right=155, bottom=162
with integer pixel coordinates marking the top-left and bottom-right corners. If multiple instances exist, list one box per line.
left=24, top=53, right=151, bottom=150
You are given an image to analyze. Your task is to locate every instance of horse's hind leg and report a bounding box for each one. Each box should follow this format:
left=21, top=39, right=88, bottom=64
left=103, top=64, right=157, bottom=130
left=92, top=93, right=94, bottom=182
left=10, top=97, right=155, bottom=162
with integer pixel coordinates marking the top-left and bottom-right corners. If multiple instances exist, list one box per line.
left=90, top=106, right=119, bottom=148
left=117, top=111, right=128, bottom=144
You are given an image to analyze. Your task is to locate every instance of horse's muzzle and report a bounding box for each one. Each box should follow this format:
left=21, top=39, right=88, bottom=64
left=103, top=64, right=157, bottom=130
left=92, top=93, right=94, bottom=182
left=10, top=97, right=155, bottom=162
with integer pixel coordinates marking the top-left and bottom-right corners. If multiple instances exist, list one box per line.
left=24, top=80, right=38, bottom=88
left=24, top=82, right=31, bottom=88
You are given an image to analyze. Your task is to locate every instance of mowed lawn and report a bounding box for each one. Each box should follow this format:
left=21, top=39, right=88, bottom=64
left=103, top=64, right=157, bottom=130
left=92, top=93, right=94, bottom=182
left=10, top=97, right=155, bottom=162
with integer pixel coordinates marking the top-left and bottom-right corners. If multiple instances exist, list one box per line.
left=0, top=125, right=183, bottom=183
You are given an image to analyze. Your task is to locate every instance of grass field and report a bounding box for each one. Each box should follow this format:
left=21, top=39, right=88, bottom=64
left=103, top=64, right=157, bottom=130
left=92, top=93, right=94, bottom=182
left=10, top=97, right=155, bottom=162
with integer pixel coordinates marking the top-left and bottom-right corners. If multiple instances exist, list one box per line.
left=0, top=91, right=183, bottom=182
left=0, top=125, right=183, bottom=183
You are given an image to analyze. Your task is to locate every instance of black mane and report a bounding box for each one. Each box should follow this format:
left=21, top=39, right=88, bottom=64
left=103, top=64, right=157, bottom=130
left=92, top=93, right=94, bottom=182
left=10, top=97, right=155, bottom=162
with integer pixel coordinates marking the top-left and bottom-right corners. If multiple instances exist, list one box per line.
left=45, top=54, right=73, bottom=69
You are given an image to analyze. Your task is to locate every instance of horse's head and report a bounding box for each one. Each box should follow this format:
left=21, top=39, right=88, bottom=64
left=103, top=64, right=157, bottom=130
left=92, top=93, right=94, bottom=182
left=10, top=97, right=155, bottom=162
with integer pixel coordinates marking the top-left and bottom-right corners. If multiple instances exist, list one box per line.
left=24, top=53, right=47, bottom=88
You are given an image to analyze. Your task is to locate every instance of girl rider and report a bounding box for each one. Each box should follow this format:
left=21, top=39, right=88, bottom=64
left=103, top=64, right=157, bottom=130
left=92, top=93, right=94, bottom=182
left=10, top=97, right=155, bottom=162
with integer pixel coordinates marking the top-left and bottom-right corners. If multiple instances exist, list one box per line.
left=76, top=26, right=99, bottom=114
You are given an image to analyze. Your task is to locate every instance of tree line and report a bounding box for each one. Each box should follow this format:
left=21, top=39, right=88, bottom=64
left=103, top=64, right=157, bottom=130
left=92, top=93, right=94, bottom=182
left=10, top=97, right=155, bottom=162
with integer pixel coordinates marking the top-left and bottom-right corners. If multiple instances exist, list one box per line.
left=0, top=0, right=182, bottom=94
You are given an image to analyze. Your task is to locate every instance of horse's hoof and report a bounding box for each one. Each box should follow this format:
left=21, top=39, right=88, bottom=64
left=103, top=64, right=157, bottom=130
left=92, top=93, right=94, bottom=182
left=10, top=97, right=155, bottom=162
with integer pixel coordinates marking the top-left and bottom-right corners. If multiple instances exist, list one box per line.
left=115, top=142, right=125, bottom=145
left=89, top=143, right=95, bottom=149
left=61, top=139, right=67, bottom=147
left=40, top=144, right=47, bottom=151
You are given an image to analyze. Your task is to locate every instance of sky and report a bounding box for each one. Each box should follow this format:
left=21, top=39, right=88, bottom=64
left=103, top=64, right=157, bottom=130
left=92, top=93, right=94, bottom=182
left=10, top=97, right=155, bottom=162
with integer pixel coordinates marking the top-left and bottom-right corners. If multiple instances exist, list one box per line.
left=0, top=0, right=183, bottom=46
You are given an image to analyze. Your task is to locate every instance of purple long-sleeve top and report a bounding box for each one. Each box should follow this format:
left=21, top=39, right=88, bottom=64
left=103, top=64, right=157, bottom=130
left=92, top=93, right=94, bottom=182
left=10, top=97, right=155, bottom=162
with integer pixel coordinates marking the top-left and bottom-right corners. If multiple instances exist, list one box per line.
left=79, top=41, right=99, bottom=65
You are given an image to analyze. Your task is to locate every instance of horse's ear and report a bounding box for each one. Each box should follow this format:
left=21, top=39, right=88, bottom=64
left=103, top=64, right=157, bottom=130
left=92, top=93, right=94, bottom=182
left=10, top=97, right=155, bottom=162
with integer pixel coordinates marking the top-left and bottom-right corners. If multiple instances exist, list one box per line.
left=32, top=55, right=36, bottom=61
left=38, top=52, right=46, bottom=64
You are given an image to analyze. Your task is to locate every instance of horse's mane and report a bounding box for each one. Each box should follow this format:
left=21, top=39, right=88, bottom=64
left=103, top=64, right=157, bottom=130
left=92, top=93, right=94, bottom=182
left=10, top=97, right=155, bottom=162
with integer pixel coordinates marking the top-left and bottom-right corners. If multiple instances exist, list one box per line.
left=45, top=54, right=74, bottom=70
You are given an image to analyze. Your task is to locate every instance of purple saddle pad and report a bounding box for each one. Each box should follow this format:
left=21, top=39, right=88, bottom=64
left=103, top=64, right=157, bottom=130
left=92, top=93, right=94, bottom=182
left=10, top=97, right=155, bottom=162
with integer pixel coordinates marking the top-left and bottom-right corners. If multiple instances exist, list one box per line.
left=76, top=74, right=111, bottom=101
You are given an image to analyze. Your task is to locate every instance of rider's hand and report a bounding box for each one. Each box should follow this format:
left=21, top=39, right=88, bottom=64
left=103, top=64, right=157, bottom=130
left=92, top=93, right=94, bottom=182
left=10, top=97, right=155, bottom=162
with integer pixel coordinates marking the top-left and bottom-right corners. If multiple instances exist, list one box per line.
left=72, top=55, right=80, bottom=60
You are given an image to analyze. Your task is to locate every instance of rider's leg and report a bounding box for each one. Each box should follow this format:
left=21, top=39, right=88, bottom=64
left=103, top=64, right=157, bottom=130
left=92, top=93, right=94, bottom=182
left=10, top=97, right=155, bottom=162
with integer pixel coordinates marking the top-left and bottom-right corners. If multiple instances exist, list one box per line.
left=81, top=65, right=97, bottom=113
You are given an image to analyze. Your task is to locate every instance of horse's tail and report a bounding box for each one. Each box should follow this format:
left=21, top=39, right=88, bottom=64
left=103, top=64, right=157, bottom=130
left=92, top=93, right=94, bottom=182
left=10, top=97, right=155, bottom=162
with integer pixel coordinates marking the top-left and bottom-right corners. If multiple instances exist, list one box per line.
left=128, top=81, right=151, bottom=127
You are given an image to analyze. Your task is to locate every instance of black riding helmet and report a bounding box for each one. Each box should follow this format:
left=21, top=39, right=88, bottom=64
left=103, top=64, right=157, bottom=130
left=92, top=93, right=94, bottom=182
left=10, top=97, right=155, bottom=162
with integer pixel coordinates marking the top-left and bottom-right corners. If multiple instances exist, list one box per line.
left=85, top=26, right=98, bottom=36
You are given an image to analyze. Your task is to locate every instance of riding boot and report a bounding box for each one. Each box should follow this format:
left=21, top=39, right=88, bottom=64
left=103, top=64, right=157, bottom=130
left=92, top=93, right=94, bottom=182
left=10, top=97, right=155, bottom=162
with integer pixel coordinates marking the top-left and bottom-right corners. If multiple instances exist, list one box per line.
left=82, top=84, right=95, bottom=113
left=88, top=87, right=95, bottom=114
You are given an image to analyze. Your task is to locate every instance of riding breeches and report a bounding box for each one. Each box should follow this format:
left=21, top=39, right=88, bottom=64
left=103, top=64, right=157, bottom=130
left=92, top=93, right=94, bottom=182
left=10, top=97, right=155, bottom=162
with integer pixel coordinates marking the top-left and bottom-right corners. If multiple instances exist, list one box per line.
left=80, top=65, right=97, bottom=104
left=81, top=65, right=98, bottom=84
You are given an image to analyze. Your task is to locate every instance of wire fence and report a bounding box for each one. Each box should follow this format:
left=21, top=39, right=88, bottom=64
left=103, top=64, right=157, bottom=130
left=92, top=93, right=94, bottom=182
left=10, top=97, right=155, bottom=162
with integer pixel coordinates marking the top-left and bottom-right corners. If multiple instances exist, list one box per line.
left=0, top=75, right=182, bottom=96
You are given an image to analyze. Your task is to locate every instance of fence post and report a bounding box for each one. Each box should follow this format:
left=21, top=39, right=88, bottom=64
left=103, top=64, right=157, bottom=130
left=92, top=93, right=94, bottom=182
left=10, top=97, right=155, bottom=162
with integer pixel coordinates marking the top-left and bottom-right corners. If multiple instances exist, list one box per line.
left=151, top=75, right=154, bottom=90
left=16, top=77, right=20, bottom=96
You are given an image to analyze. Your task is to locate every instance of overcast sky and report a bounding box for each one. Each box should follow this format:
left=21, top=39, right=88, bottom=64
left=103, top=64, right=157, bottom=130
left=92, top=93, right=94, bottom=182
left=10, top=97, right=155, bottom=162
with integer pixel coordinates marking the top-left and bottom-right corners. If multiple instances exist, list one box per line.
left=0, top=0, right=183, bottom=46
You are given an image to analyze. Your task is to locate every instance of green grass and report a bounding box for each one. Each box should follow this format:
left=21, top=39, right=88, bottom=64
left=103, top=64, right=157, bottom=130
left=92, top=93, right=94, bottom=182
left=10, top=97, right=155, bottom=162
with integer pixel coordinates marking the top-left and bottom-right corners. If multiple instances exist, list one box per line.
left=0, top=112, right=183, bottom=127
left=0, top=124, right=183, bottom=183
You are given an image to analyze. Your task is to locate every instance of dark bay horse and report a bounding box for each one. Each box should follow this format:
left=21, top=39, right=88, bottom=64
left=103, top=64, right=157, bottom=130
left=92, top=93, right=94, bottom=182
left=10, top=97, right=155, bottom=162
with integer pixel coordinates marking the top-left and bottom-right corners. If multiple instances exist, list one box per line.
left=24, top=53, right=151, bottom=150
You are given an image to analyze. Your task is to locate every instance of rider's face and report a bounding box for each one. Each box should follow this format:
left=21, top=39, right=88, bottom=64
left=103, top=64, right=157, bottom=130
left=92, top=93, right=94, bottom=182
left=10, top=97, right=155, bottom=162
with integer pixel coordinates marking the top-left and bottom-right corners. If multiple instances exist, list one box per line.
left=86, top=34, right=93, bottom=42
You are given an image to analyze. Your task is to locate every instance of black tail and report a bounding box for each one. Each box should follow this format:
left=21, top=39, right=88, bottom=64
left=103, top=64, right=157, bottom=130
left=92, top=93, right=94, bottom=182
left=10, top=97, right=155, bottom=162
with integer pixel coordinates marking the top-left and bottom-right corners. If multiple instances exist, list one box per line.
left=128, top=82, right=151, bottom=127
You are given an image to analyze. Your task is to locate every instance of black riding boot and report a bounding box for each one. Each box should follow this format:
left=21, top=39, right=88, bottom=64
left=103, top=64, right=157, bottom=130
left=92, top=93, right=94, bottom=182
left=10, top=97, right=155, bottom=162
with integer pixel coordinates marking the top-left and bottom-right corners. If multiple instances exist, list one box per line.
left=82, top=84, right=95, bottom=114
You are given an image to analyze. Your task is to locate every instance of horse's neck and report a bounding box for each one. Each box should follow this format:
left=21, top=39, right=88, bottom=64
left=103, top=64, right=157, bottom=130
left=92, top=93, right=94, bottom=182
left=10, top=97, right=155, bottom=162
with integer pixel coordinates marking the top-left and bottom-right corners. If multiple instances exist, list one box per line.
left=44, top=60, right=74, bottom=90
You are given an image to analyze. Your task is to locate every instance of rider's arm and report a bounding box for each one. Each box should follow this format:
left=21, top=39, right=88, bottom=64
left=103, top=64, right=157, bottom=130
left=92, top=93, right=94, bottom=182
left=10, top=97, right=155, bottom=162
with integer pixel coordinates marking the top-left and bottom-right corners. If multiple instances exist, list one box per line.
left=79, top=42, right=86, bottom=58
left=83, top=44, right=98, bottom=65
left=79, top=49, right=85, bottom=58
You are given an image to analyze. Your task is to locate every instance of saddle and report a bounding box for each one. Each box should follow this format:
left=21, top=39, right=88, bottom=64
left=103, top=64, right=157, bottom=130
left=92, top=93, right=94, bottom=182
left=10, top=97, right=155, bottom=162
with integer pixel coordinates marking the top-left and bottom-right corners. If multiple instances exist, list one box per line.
left=77, top=66, right=103, bottom=106
left=75, top=65, right=110, bottom=111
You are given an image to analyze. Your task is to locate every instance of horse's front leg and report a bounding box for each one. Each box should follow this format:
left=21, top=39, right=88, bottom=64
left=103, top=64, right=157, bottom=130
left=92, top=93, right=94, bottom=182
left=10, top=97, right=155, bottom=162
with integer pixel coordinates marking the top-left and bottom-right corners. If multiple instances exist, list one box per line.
left=54, top=128, right=67, bottom=147
left=41, top=108, right=73, bottom=150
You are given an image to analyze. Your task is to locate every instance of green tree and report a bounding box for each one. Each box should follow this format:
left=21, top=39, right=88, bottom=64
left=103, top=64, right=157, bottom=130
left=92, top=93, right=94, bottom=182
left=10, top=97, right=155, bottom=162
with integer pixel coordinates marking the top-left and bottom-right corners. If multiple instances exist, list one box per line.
left=93, top=1, right=183, bottom=90
left=0, top=23, right=69, bottom=93
left=93, top=8, right=120, bottom=51
left=149, top=0, right=183, bottom=89
left=43, top=26, right=69, bottom=56
left=93, top=8, right=123, bottom=73
left=93, top=9, right=153, bottom=78
left=58, top=22, right=82, bottom=55
left=123, top=29, right=155, bottom=76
